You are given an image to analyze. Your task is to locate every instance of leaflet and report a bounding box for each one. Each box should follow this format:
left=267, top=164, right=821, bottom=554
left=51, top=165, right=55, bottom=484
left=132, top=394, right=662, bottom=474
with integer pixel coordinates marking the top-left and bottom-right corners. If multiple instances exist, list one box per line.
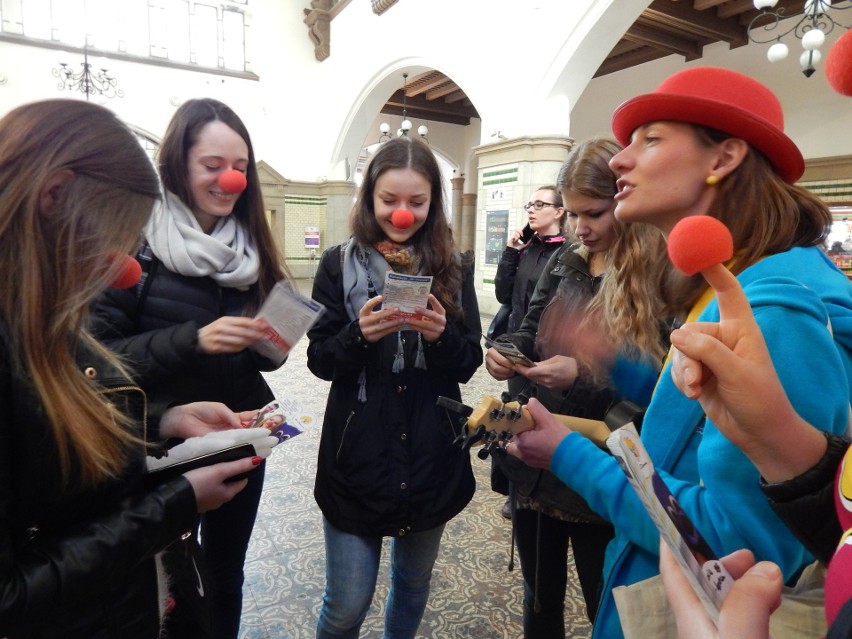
left=382, top=272, right=433, bottom=325
left=252, top=281, right=325, bottom=363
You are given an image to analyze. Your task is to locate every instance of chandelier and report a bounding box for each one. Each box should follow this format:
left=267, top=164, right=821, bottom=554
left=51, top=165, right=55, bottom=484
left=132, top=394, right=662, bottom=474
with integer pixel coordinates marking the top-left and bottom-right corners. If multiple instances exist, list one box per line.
left=379, top=73, right=429, bottom=143
left=748, top=0, right=852, bottom=77
left=52, top=46, right=123, bottom=100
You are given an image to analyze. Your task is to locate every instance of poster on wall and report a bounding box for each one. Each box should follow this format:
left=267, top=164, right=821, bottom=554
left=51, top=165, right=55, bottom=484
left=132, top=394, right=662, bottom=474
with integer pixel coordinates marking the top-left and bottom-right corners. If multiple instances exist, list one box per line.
left=485, top=210, right=509, bottom=265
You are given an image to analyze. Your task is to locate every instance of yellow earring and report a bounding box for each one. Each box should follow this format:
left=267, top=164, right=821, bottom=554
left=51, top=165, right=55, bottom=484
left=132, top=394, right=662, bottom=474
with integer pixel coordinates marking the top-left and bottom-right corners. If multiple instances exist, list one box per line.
left=706, top=175, right=719, bottom=186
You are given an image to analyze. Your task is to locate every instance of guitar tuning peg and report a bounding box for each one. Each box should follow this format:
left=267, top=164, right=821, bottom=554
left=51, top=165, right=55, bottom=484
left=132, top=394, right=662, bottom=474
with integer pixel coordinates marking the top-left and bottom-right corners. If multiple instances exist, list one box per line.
left=500, top=391, right=513, bottom=405
left=517, top=386, right=536, bottom=405
left=477, top=431, right=498, bottom=460
left=489, top=406, right=506, bottom=422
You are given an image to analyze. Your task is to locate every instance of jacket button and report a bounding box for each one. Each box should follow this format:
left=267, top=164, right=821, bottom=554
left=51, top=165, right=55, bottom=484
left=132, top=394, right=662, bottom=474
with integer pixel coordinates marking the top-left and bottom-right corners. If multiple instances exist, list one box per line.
left=396, top=385, right=406, bottom=393
left=83, top=367, right=97, bottom=379
left=398, top=528, right=406, bottom=536
left=400, top=433, right=408, bottom=441
left=400, top=482, right=407, bottom=490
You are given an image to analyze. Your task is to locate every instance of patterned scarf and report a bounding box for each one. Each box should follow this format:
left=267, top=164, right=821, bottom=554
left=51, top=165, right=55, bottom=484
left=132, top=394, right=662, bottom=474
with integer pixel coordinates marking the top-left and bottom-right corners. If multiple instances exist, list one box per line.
left=373, top=240, right=418, bottom=274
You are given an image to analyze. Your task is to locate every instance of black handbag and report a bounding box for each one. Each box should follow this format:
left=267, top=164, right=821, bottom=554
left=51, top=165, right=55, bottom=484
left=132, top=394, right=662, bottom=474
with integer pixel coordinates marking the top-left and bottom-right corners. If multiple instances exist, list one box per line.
left=486, top=302, right=512, bottom=340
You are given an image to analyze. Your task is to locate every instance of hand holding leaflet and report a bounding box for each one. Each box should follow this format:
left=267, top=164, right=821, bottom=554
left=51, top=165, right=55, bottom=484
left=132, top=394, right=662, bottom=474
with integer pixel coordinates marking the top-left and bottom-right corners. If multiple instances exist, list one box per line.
left=251, top=281, right=325, bottom=363
left=381, top=272, right=432, bottom=328
left=606, top=423, right=732, bottom=623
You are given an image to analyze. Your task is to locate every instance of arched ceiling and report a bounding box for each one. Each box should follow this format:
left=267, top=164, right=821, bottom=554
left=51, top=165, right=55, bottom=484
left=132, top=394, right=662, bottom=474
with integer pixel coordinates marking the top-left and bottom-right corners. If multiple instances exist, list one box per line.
left=379, top=0, right=809, bottom=125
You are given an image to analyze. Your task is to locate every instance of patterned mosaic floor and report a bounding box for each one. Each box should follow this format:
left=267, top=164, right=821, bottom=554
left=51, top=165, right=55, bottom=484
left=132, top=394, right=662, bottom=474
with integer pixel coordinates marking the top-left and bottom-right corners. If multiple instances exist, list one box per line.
left=239, top=285, right=592, bottom=638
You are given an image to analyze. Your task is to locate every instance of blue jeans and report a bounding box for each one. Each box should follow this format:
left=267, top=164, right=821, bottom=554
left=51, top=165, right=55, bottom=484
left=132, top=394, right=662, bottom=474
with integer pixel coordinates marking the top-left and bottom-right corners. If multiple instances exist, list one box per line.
left=316, top=517, right=445, bottom=639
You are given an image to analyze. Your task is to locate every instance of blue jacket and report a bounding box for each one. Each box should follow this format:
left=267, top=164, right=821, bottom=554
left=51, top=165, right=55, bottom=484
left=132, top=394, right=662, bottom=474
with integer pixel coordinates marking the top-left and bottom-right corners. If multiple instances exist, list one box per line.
left=549, top=246, right=852, bottom=639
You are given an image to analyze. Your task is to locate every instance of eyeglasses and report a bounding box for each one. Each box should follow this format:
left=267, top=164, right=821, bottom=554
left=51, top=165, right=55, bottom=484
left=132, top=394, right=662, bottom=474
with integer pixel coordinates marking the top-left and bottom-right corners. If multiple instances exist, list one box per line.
left=524, top=200, right=559, bottom=210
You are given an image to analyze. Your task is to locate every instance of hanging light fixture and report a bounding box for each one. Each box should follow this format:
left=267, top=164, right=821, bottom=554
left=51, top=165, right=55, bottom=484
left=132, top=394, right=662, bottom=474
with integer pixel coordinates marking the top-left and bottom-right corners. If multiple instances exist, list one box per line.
left=748, top=0, right=851, bottom=77
left=52, top=45, right=123, bottom=100
left=379, top=73, right=429, bottom=142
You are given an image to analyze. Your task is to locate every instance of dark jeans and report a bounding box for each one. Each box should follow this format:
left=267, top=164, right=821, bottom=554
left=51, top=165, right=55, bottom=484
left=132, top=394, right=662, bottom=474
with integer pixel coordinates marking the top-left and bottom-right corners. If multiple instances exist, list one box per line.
left=514, top=508, right=614, bottom=638
left=199, top=460, right=266, bottom=639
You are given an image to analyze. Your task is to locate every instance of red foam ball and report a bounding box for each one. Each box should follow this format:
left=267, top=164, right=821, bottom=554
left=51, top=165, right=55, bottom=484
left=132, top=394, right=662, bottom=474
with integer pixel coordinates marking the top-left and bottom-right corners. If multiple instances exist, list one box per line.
left=667, top=216, right=733, bottom=276
left=218, top=169, right=247, bottom=194
left=826, top=29, right=852, bottom=97
left=110, top=254, right=143, bottom=288
left=390, top=208, right=415, bottom=229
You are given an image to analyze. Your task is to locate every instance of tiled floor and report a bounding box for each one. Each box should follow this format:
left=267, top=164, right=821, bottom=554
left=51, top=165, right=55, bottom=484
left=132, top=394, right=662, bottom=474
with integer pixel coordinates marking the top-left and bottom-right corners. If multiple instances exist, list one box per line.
left=239, top=281, right=591, bottom=638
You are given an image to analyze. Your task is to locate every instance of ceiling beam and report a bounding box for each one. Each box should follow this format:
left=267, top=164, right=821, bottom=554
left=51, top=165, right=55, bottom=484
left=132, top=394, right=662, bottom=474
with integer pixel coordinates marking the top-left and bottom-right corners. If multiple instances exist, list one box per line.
left=628, top=20, right=706, bottom=60
left=595, top=48, right=673, bottom=77
left=645, top=0, right=748, bottom=47
left=693, top=0, right=729, bottom=9
left=425, top=83, right=459, bottom=100
left=406, top=74, right=448, bottom=97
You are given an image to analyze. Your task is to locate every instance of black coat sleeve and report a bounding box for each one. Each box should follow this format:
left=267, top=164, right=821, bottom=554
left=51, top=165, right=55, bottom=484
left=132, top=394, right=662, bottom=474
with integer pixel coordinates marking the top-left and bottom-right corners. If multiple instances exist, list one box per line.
left=90, top=286, right=202, bottom=383
left=761, top=432, right=848, bottom=565
left=0, top=474, right=197, bottom=632
left=493, top=247, right=521, bottom=304
left=505, top=247, right=563, bottom=356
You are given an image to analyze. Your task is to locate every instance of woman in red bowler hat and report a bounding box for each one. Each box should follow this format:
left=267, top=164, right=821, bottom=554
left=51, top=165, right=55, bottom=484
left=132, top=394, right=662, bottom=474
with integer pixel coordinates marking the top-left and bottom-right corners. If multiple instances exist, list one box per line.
left=91, top=98, right=292, bottom=639
left=506, top=66, right=852, bottom=639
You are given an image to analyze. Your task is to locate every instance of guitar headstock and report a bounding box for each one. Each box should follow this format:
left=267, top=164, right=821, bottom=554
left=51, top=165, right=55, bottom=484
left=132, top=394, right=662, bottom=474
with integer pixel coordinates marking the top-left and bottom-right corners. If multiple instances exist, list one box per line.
left=438, top=395, right=533, bottom=459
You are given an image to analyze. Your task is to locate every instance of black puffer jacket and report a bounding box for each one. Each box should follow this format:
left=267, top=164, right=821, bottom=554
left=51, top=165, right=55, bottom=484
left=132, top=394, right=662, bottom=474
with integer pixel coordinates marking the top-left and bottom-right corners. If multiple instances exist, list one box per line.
left=493, top=233, right=566, bottom=335
left=90, top=249, right=277, bottom=416
left=0, top=325, right=198, bottom=639
left=307, top=243, right=483, bottom=537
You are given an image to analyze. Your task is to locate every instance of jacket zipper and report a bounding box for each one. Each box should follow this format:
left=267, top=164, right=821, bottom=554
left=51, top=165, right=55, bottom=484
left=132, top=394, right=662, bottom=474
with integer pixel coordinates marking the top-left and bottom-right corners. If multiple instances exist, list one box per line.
left=336, top=410, right=355, bottom=462
left=101, top=384, right=148, bottom=443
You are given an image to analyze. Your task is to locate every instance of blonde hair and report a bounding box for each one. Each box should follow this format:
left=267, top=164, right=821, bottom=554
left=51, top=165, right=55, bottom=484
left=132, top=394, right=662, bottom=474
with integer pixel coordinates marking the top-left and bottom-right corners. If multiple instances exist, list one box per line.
left=557, top=138, right=668, bottom=364
left=0, top=100, right=160, bottom=485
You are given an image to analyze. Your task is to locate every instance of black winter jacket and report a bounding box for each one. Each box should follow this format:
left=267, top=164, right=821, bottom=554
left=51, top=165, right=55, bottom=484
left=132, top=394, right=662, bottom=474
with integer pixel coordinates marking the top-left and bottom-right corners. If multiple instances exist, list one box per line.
left=497, top=245, right=618, bottom=523
left=0, top=324, right=198, bottom=638
left=307, top=243, right=483, bottom=537
left=91, top=251, right=278, bottom=417
left=493, top=233, right=566, bottom=336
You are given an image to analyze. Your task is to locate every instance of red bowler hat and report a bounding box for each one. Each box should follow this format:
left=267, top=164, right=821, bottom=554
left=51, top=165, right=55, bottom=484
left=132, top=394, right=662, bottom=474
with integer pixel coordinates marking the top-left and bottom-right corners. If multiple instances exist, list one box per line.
left=611, top=67, right=804, bottom=184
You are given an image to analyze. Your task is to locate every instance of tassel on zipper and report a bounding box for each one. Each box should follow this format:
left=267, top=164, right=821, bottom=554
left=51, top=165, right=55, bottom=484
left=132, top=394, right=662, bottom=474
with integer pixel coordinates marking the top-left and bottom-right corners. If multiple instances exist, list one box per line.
left=414, top=333, right=426, bottom=370
left=392, top=332, right=405, bottom=373
left=357, top=368, right=367, bottom=402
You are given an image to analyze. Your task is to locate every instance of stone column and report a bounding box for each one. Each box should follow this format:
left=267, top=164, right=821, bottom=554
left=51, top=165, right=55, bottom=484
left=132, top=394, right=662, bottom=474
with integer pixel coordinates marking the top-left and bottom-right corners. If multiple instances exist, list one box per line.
left=471, top=135, right=573, bottom=315
left=450, top=175, right=465, bottom=248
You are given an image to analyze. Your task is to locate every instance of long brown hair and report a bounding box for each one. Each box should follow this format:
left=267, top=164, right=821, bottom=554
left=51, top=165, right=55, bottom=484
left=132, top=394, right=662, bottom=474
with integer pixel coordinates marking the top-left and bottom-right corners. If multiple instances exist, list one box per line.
left=157, top=98, right=290, bottom=310
left=557, top=138, right=668, bottom=363
left=662, top=125, right=833, bottom=315
left=351, top=137, right=463, bottom=318
left=0, top=99, right=161, bottom=484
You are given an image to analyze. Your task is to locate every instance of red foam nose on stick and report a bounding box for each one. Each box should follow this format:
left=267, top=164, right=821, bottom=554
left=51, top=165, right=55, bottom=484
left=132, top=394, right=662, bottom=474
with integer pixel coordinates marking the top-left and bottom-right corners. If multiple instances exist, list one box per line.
left=390, top=208, right=415, bottom=230
left=218, top=169, right=247, bottom=194
left=110, top=254, right=143, bottom=288
left=667, top=216, right=733, bottom=276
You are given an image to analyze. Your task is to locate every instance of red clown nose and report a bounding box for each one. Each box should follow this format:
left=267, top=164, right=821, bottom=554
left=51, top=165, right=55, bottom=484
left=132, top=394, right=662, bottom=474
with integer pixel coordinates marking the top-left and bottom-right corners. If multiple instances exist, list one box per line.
left=667, top=216, right=733, bottom=276
left=218, top=170, right=247, bottom=194
left=390, top=209, right=415, bottom=229
left=109, top=253, right=143, bottom=288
